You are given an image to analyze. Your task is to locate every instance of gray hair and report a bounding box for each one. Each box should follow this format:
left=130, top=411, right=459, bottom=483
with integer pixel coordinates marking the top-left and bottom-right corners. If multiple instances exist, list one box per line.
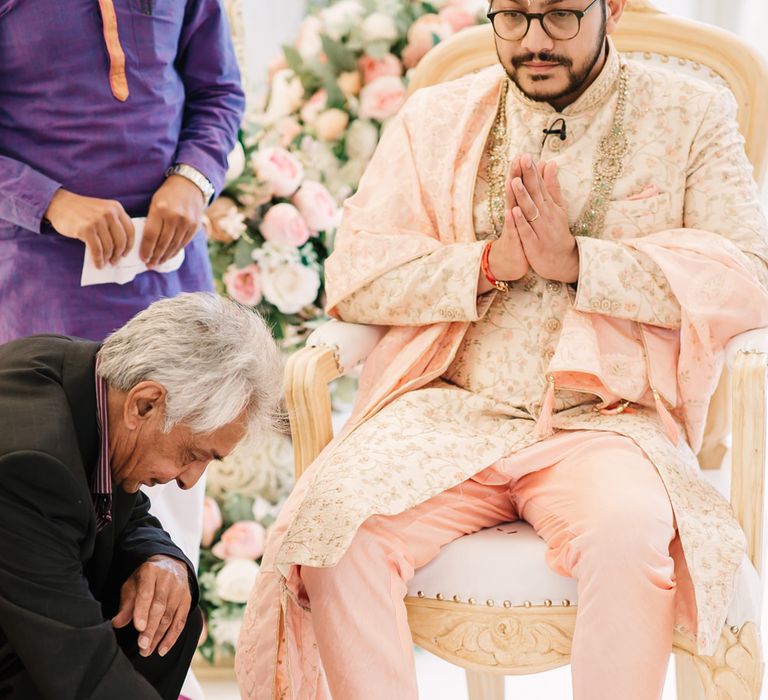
left=97, top=293, right=283, bottom=436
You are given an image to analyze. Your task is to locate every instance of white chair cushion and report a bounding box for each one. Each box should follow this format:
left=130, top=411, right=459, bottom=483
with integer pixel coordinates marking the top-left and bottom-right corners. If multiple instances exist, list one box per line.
left=407, top=520, right=761, bottom=627
left=408, top=521, right=577, bottom=608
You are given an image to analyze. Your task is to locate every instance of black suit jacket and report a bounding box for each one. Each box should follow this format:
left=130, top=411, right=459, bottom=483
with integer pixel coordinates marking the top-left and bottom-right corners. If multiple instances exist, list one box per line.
left=0, top=335, right=199, bottom=699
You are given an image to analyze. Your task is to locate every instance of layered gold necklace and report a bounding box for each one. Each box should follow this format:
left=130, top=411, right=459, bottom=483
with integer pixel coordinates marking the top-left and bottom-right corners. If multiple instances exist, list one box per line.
left=487, top=64, right=630, bottom=240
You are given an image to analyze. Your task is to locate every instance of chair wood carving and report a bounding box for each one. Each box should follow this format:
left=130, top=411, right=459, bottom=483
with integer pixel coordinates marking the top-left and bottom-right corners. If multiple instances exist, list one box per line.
left=285, top=2, right=768, bottom=698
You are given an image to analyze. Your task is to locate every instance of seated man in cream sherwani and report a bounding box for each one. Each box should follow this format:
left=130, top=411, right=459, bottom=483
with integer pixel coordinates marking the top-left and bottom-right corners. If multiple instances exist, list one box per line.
left=237, top=1, right=768, bottom=699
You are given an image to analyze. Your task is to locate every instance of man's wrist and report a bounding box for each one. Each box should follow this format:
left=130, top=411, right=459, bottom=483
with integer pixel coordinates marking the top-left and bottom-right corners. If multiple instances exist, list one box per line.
left=166, top=163, right=215, bottom=205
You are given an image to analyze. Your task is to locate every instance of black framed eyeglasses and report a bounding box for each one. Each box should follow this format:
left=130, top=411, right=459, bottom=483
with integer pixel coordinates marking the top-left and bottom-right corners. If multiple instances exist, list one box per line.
left=487, top=0, right=600, bottom=41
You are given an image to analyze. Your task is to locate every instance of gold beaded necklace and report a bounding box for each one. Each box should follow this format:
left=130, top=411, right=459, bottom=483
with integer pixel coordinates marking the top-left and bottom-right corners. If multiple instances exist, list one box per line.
left=487, top=64, right=631, bottom=240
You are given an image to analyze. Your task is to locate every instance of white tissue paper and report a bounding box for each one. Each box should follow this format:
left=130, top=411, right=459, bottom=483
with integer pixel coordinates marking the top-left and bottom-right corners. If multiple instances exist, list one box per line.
left=80, top=217, right=185, bottom=287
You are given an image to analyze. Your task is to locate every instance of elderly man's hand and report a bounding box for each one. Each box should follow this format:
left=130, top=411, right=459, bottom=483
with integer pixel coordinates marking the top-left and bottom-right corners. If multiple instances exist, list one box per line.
left=141, top=175, right=206, bottom=268
left=112, top=555, right=192, bottom=657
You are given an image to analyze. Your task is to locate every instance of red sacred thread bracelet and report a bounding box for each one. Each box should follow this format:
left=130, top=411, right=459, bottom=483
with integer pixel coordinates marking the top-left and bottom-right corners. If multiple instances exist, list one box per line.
left=481, top=240, right=510, bottom=293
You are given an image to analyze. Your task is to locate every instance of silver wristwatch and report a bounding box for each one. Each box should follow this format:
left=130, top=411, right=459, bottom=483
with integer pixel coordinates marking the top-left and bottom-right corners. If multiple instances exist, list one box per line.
left=166, top=163, right=215, bottom=205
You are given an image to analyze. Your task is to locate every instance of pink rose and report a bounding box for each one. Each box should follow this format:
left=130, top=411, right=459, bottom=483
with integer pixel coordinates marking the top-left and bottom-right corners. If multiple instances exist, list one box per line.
left=359, top=76, right=408, bottom=122
left=359, top=54, right=403, bottom=85
left=439, top=6, right=476, bottom=32
left=212, top=521, right=266, bottom=561
left=201, top=497, right=223, bottom=548
left=300, top=89, right=328, bottom=126
left=259, top=203, right=312, bottom=247
left=402, top=14, right=454, bottom=69
left=223, top=264, right=263, bottom=307
left=292, top=181, right=339, bottom=232
left=253, top=147, right=304, bottom=198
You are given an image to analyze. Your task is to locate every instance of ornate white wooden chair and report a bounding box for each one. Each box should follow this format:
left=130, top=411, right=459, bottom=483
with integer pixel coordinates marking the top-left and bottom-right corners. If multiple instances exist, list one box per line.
left=285, top=2, right=768, bottom=698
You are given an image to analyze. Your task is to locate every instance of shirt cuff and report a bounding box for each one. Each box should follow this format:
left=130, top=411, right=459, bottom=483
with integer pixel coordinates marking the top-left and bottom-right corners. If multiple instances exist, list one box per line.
left=172, top=143, right=226, bottom=197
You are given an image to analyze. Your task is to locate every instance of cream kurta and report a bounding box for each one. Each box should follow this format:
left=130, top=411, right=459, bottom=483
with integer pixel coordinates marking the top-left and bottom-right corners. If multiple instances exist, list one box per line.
left=238, top=43, right=768, bottom=696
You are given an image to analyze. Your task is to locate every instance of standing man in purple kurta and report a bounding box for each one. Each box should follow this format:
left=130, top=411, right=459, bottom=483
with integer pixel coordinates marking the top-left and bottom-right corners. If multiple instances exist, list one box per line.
left=0, top=0, right=245, bottom=342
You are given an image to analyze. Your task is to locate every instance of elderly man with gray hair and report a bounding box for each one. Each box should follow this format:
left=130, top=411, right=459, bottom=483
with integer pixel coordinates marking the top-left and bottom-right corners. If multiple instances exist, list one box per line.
left=0, top=292, right=282, bottom=700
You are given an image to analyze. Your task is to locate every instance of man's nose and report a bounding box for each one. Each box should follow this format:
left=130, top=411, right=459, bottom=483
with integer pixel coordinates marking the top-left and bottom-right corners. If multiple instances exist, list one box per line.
left=520, top=17, right=555, bottom=54
left=176, top=461, right=208, bottom=490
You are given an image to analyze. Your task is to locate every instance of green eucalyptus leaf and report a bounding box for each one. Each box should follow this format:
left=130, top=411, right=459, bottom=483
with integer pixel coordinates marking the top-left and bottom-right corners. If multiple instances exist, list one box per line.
left=320, top=34, right=358, bottom=73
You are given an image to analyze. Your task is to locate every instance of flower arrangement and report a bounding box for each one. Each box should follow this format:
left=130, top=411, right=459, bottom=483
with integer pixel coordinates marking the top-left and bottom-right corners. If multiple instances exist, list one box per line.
left=196, top=431, right=294, bottom=663
left=198, top=0, right=489, bottom=664
left=206, top=0, right=489, bottom=348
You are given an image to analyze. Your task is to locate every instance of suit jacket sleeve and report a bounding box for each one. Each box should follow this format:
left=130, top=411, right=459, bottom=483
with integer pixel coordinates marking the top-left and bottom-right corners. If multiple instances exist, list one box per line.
left=113, top=492, right=200, bottom=609
left=0, top=450, right=162, bottom=699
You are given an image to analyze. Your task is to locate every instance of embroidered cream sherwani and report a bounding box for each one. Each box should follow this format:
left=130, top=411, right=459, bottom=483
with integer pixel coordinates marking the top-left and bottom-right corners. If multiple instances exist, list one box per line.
left=237, top=42, right=768, bottom=697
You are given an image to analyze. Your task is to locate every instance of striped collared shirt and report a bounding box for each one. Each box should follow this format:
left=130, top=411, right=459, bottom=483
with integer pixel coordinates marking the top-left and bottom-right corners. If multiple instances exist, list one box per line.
left=93, top=364, right=113, bottom=532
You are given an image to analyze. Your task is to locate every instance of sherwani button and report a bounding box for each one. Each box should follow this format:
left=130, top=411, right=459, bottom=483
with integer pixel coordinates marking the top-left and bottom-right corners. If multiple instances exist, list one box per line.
left=546, top=281, right=562, bottom=293
left=546, top=318, right=561, bottom=332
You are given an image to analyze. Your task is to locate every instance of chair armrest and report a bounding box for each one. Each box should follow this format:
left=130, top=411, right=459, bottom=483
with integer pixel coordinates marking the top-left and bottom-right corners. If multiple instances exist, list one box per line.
left=306, top=319, right=388, bottom=375
left=286, top=321, right=387, bottom=478
left=730, top=330, right=768, bottom=576
left=726, top=328, right=768, bottom=369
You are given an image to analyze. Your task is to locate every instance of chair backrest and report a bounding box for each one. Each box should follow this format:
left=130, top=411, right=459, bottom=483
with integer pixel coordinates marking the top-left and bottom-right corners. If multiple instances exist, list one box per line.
left=409, top=0, right=768, bottom=184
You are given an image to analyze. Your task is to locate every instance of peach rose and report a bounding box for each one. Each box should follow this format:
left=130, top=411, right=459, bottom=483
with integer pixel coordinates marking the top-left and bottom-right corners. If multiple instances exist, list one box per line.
left=315, top=108, right=350, bottom=142
left=402, top=14, right=454, bottom=69
left=212, top=521, right=267, bottom=561
left=259, top=203, right=312, bottom=247
left=359, top=75, right=407, bottom=122
left=253, top=146, right=304, bottom=198
left=300, top=89, right=328, bottom=126
left=359, top=53, right=403, bottom=85
left=337, top=70, right=362, bottom=97
left=292, top=181, right=339, bottom=232
left=222, top=264, right=263, bottom=307
left=201, top=497, right=223, bottom=548
left=275, top=116, right=303, bottom=147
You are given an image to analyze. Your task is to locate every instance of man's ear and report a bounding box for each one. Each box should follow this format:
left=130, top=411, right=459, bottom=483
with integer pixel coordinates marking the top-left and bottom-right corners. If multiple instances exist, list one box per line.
left=123, top=381, right=167, bottom=429
left=605, top=0, right=628, bottom=35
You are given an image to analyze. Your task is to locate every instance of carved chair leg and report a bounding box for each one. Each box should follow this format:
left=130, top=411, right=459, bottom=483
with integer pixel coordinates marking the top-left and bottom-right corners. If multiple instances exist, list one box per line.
left=465, top=670, right=504, bottom=700
left=679, top=622, right=763, bottom=700
left=676, top=654, right=705, bottom=700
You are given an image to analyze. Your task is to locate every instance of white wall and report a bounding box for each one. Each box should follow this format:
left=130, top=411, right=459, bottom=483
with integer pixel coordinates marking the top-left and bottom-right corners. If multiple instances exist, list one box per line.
left=244, top=0, right=307, bottom=92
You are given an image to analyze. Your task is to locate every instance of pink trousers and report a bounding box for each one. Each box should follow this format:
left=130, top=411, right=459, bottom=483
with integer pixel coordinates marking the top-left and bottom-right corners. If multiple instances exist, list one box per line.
left=300, top=432, right=680, bottom=700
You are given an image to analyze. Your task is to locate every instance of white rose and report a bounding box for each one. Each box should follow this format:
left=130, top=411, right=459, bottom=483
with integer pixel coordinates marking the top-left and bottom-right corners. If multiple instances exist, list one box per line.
left=296, top=16, right=323, bottom=59
left=225, top=142, right=246, bottom=184
left=345, top=119, right=379, bottom=161
left=261, top=262, right=322, bottom=314
left=321, top=0, right=365, bottom=40
left=215, top=558, right=260, bottom=604
left=209, top=615, right=243, bottom=649
left=361, top=12, right=399, bottom=43
left=263, top=69, right=304, bottom=124
left=252, top=240, right=301, bottom=267
left=216, top=207, right=247, bottom=241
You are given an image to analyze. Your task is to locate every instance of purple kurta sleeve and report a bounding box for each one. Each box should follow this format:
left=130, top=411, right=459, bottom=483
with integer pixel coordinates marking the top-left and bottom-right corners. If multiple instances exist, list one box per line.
left=173, top=0, right=245, bottom=195
left=0, top=155, right=61, bottom=233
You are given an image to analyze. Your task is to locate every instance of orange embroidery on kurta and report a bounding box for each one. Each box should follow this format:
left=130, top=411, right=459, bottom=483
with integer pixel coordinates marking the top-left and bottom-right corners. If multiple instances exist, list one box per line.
left=97, top=0, right=129, bottom=102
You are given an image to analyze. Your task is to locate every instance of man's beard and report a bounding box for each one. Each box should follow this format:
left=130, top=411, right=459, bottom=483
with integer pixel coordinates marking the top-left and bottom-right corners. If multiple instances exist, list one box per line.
left=500, top=28, right=607, bottom=104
